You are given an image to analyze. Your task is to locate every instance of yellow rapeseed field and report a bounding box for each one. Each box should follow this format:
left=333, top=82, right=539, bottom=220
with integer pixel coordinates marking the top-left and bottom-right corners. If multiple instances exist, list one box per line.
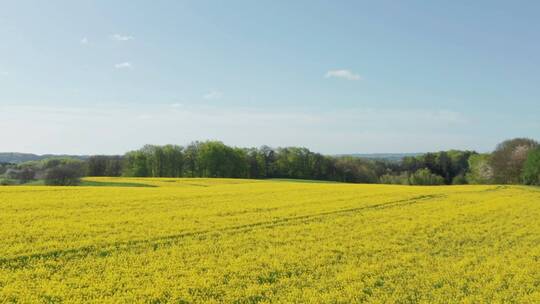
left=1, top=178, right=540, bottom=303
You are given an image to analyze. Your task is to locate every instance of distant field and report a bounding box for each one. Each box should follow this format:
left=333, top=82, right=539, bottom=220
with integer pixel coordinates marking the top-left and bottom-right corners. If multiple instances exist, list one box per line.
left=1, top=178, right=540, bottom=303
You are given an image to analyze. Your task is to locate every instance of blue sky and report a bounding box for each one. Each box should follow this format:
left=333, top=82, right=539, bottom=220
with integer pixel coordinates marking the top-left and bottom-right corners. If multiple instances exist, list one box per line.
left=0, top=1, right=539, bottom=154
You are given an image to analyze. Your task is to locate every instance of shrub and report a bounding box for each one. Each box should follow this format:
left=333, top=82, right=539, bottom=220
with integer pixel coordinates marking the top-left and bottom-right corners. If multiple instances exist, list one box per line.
left=0, top=178, right=13, bottom=186
left=452, top=174, right=467, bottom=185
left=379, top=172, right=410, bottom=185
left=17, top=168, right=36, bottom=184
left=409, top=169, right=445, bottom=185
left=4, top=168, right=36, bottom=184
left=44, top=164, right=84, bottom=186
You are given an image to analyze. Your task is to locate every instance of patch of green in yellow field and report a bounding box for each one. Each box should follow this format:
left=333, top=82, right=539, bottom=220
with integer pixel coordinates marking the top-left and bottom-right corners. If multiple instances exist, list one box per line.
left=1, top=178, right=540, bottom=303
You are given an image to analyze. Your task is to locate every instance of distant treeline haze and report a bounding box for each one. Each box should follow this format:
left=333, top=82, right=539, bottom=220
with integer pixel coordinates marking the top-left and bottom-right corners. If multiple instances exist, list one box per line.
left=1, top=138, right=539, bottom=186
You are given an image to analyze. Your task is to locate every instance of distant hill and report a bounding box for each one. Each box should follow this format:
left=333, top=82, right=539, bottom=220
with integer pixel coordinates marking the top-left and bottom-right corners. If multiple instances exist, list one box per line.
left=338, top=153, right=423, bottom=162
left=0, top=152, right=88, bottom=164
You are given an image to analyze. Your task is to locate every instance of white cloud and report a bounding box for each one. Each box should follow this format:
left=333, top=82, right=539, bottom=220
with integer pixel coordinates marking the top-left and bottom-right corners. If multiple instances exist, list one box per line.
left=114, top=62, right=133, bottom=69
left=325, top=69, right=361, bottom=81
left=80, top=37, right=89, bottom=45
left=203, top=90, right=223, bottom=100
left=111, top=34, right=134, bottom=41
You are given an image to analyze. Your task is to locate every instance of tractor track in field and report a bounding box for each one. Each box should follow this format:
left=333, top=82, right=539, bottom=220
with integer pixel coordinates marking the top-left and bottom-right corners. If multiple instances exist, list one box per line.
left=0, top=193, right=448, bottom=269
left=1, top=186, right=504, bottom=270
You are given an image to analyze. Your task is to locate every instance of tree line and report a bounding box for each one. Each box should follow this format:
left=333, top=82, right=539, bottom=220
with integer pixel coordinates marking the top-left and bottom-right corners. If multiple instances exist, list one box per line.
left=0, top=158, right=86, bottom=186
left=380, top=138, right=539, bottom=185
left=1, top=138, right=539, bottom=186
left=109, top=142, right=382, bottom=183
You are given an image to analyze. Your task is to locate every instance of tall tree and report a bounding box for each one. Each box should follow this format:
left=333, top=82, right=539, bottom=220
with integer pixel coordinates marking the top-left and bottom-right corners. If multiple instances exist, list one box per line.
left=183, top=142, right=201, bottom=177
left=522, top=148, right=540, bottom=185
left=490, top=138, right=538, bottom=184
left=123, top=151, right=149, bottom=177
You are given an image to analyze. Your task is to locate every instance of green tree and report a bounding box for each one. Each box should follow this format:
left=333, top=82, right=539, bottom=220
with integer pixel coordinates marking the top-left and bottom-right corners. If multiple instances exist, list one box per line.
left=123, top=151, right=149, bottom=177
left=198, top=141, right=247, bottom=178
left=162, top=145, right=183, bottom=177
left=522, top=148, right=540, bottom=185
left=87, top=156, right=108, bottom=176
left=466, top=154, right=493, bottom=184
left=104, top=156, right=123, bottom=177
left=448, top=150, right=474, bottom=183
left=183, top=142, right=201, bottom=177
left=43, top=160, right=86, bottom=186
left=259, top=145, right=276, bottom=178
left=245, top=148, right=265, bottom=179
left=332, top=156, right=377, bottom=183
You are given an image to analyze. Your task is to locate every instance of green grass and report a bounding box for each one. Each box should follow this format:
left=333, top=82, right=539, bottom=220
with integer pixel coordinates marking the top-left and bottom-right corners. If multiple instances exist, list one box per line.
left=79, top=180, right=156, bottom=187
left=24, top=180, right=45, bottom=185
left=267, top=178, right=342, bottom=184
left=0, top=179, right=44, bottom=186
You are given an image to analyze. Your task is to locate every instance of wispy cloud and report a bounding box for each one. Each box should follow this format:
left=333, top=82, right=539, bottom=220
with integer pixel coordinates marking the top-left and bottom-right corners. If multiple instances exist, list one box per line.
left=80, top=37, right=89, bottom=45
left=325, top=69, right=361, bottom=81
left=170, top=103, right=184, bottom=108
left=0, top=104, right=473, bottom=154
left=203, top=90, right=223, bottom=100
left=137, top=114, right=153, bottom=120
left=114, top=62, right=133, bottom=69
left=111, top=34, right=134, bottom=41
